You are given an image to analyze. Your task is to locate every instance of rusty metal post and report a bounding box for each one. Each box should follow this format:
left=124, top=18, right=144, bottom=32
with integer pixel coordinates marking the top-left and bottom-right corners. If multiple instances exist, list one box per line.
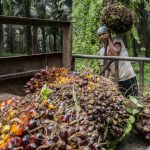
left=139, top=61, right=144, bottom=96
left=115, top=61, right=119, bottom=83
left=62, top=23, right=72, bottom=69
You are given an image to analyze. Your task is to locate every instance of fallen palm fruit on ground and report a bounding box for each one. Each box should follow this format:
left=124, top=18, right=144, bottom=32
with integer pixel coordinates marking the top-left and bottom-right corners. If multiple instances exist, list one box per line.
left=0, top=68, right=138, bottom=149
left=100, top=3, right=134, bottom=34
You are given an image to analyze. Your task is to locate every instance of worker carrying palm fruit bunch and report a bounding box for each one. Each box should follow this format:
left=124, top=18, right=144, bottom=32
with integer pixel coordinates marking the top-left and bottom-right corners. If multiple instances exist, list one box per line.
left=98, top=3, right=138, bottom=98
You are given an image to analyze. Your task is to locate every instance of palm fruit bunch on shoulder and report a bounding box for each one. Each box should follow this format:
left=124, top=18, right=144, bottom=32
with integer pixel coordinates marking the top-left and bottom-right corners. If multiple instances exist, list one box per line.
left=100, top=3, right=134, bottom=34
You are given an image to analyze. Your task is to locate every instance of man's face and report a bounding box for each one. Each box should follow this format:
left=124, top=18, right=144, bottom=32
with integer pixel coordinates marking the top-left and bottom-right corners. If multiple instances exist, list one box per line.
left=98, top=32, right=109, bottom=42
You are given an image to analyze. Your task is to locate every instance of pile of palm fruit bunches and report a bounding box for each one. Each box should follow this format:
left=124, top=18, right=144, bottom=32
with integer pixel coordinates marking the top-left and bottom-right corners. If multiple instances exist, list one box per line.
left=100, top=3, right=134, bottom=34
left=0, top=67, right=143, bottom=150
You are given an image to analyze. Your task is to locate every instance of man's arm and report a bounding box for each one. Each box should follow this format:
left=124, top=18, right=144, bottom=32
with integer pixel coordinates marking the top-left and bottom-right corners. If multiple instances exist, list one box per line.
left=102, top=33, right=121, bottom=56
left=108, top=39, right=121, bottom=56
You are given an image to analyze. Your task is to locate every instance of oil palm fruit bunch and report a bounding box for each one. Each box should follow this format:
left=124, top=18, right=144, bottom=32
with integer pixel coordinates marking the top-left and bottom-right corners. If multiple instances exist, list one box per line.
left=100, top=3, right=134, bottom=34
left=24, top=67, right=70, bottom=94
left=135, top=106, right=150, bottom=142
left=48, top=71, right=131, bottom=144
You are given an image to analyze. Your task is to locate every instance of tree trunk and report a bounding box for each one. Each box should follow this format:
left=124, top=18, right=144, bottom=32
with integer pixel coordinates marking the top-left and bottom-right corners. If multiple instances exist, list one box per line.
left=32, top=26, right=38, bottom=53
left=19, top=28, right=24, bottom=53
left=49, top=34, right=54, bottom=52
left=23, top=0, right=32, bottom=54
left=41, top=27, right=46, bottom=53
left=137, top=2, right=150, bottom=57
left=145, top=33, right=150, bottom=57
left=37, top=0, right=46, bottom=53
left=0, top=0, right=3, bottom=51
left=24, top=26, right=32, bottom=54
left=53, top=32, right=57, bottom=52
left=133, top=39, right=138, bottom=57
left=6, top=25, right=14, bottom=53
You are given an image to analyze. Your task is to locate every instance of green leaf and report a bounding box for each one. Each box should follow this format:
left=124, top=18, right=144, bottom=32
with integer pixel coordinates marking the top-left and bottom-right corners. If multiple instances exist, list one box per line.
left=129, top=115, right=135, bottom=123
left=72, top=86, right=81, bottom=113
left=129, top=96, right=143, bottom=108
left=42, top=95, right=47, bottom=99
left=41, top=84, right=53, bottom=97
left=127, top=108, right=132, bottom=114
left=132, top=109, right=139, bottom=115
left=127, top=108, right=139, bottom=115
left=125, top=123, right=132, bottom=134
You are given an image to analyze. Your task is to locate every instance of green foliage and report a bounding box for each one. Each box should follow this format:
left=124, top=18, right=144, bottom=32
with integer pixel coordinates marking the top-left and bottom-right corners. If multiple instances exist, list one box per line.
left=132, top=62, right=150, bottom=96
left=126, top=31, right=132, bottom=51
left=129, top=96, right=143, bottom=108
left=40, top=84, right=53, bottom=100
left=72, top=0, right=150, bottom=56
left=75, top=59, right=101, bottom=73
left=3, top=0, right=17, bottom=15
left=131, top=24, right=140, bottom=44
left=72, top=0, right=103, bottom=54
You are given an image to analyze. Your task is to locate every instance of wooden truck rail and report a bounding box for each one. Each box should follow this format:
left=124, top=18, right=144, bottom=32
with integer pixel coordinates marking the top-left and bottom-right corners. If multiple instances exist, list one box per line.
left=0, top=16, right=72, bottom=95
left=0, top=15, right=72, bottom=69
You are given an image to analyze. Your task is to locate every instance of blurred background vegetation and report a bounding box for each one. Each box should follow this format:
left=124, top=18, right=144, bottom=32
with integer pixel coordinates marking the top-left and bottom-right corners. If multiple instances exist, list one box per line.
left=0, top=0, right=72, bottom=55
left=73, top=0, right=150, bottom=57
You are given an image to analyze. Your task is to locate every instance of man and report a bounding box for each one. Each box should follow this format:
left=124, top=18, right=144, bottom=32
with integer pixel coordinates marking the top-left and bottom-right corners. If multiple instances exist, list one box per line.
left=97, top=26, right=138, bottom=97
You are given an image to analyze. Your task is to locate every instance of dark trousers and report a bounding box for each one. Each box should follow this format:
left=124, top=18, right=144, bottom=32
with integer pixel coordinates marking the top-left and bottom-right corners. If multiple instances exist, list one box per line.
left=119, top=76, right=138, bottom=98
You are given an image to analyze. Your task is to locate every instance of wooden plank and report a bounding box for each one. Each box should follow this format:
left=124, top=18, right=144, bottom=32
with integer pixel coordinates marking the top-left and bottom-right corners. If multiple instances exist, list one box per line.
left=62, top=24, right=72, bottom=69
left=0, top=53, right=62, bottom=75
left=0, top=70, right=40, bottom=81
left=0, top=52, right=61, bottom=59
left=0, top=15, right=71, bottom=27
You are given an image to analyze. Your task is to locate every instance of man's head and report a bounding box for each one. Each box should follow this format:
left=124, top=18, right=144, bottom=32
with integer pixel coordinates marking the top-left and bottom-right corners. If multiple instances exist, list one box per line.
left=97, top=26, right=111, bottom=42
